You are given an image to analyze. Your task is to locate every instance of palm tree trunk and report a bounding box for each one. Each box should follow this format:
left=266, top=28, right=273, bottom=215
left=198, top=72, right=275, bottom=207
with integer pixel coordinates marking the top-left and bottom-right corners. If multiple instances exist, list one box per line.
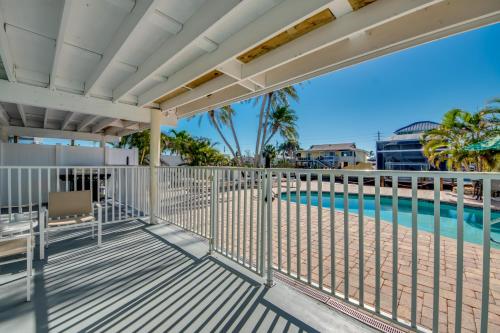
left=264, top=130, right=277, bottom=146
left=254, top=94, right=268, bottom=166
left=259, top=93, right=273, bottom=166
left=210, top=112, right=237, bottom=159
left=228, top=115, right=243, bottom=165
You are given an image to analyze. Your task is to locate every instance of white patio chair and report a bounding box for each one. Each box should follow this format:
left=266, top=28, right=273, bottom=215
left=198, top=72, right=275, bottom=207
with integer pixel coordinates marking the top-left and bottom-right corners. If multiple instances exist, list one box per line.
left=39, top=191, right=102, bottom=260
left=0, top=219, right=34, bottom=301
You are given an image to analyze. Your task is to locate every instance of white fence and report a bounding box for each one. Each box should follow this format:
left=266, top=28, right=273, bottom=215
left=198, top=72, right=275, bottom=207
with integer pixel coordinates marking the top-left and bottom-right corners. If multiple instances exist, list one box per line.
left=0, top=166, right=149, bottom=223
left=156, top=166, right=500, bottom=333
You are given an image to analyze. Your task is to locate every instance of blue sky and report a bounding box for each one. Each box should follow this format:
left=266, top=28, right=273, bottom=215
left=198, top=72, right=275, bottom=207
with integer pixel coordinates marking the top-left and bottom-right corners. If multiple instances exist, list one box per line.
left=168, top=23, right=500, bottom=154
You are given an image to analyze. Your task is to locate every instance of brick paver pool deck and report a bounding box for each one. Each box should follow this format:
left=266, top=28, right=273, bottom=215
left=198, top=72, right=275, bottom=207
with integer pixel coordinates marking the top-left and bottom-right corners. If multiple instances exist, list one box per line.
left=178, top=180, right=500, bottom=333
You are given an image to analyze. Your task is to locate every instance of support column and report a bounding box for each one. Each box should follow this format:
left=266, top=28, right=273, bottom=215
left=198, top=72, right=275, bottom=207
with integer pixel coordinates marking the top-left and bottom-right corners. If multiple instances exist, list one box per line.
left=100, top=137, right=107, bottom=165
left=0, top=127, right=8, bottom=143
left=149, top=109, right=161, bottom=224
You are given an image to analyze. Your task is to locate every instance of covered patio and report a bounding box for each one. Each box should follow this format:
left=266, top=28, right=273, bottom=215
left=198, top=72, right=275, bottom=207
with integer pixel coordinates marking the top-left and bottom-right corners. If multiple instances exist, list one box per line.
left=0, top=0, right=499, bottom=332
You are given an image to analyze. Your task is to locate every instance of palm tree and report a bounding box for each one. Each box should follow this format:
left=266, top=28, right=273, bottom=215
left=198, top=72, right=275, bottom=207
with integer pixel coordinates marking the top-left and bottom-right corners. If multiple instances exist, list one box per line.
left=218, top=105, right=243, bottom=164
left=254, top=86, right=299, bottom=166
left=264, top=105, right=298, bottom=145
left=206, top=109, right=237, bottom=160
left=117, top=130, right=170, bottom=165
left=278, top=139, right=301, bottom=159
left=422, top=104, right=499, bottom=171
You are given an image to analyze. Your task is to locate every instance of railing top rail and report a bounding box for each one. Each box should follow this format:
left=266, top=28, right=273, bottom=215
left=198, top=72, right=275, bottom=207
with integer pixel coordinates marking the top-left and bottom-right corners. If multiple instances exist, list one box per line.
left=0, top=165, right=150, bottom=169
left=156, top=166, right=500, bottom=179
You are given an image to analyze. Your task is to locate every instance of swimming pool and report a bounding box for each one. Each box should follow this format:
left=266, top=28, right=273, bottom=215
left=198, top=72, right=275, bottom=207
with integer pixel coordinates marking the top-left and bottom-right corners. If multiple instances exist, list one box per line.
left=283, top=191, right=500, bottom=248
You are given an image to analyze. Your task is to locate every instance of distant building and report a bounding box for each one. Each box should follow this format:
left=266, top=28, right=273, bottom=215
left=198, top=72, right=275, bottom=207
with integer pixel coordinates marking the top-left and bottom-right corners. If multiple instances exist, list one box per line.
left=296, top=143, right=368, bottom=169
left=376, top=121, right=443, bottom=171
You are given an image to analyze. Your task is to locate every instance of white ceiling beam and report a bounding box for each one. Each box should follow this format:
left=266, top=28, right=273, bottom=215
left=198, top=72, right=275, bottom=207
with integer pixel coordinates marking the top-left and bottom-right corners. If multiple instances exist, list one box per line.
left=149, top=10, right=183, bottom=34
left=217, top=59, right=243, bottom=80
left=138, top=0, right=333, bottom=106
left=174, top=0, right=500, bottom=118
left=328, top=0, right=354, bottom=17
left=43, top=109, right=49, bottom=128
left=241, top=0, right=440, bottom=80
left=61, top=111, right=76, bottom=130
left=0, top=7, right=15, bottom=81
left=194, top=36, right=218, bottom=53
left=16, top=104, right=27, bottom=127
left=176, top=84, right=251, bottom=117
left=0, top=104, right=10, bottom=125
left=113, top=0, right=242, bottom=102
left=92, top=118, right=122, bottom=133
left=84, top=0, right=159, bottom=96
left=77, top=115, right=99, bottom=131
left=105, top=0, right=135, bottom=12
left=50, top=0, right=73, bottom=90
left=0, top=80, right=152, bottom=123
left=5, top=125, right=120, bottom=143
left=237, top=80, right=258, bottom=92
left=160, top=75, right=236, bottom=110
left=247, top=73, right=266, bottom=88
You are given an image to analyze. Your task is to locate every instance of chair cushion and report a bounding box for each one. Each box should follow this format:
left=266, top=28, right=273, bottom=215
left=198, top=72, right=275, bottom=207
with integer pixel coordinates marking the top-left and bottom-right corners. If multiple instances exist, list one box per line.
left=0, top=239, right=27, bottom=258
left=48, top=215, right=95, bottom=227
left=48, top=191, right=92, bottom=218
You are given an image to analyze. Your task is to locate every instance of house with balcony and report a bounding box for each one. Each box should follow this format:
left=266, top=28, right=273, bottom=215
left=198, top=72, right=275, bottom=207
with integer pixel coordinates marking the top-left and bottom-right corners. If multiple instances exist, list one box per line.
left=296, top=143, right=368, bottom=169
left=0, top=1, right=499, bottom=333
left=376, top=121, right=444, bottom=171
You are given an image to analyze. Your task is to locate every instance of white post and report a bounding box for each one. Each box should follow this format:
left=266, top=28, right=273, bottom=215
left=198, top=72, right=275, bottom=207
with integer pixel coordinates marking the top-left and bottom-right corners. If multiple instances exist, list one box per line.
left=100, top=137, right=107, bottom=165
left=0, top=127, right=8, bottom=143
left=149, top=109, right=161, bottom=224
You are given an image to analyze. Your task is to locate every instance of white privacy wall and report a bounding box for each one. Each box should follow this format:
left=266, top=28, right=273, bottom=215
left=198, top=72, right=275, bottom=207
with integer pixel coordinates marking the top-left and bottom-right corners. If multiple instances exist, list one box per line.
left=0, top=143, right=138, bottom=166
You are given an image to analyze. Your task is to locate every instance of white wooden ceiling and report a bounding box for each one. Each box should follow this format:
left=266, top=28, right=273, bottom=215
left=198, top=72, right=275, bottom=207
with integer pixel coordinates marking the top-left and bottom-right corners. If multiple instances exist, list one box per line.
left=0, top=0, right=498, bottom=141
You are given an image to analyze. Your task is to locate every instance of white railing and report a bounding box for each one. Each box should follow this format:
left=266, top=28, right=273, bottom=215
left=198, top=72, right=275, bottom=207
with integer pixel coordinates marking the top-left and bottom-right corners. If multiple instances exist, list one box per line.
left=0, top=166, right=150, bottom=224
left=157, top=166, right=499, bottom=333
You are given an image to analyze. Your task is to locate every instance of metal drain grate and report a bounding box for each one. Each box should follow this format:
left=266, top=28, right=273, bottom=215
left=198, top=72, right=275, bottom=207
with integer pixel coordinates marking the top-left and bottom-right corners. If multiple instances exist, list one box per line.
left=274, top=273, right=407, bottom=333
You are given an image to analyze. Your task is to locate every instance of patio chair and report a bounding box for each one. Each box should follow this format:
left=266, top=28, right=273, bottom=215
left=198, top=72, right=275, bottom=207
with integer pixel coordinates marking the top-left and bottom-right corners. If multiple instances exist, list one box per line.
left=39, top=191, right=102, bottom=260
left=0, top=220, right=34, bottom=301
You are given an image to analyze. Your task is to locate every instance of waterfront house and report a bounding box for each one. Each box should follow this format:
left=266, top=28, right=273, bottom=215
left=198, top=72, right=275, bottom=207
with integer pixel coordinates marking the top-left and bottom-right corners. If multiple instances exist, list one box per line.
left=296, top=143, right=368, bottom=169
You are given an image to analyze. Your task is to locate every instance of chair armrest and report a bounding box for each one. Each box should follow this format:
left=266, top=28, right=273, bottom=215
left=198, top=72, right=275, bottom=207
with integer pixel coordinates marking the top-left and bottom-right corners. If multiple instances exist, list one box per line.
left=94, top=202, right=102, bottom=209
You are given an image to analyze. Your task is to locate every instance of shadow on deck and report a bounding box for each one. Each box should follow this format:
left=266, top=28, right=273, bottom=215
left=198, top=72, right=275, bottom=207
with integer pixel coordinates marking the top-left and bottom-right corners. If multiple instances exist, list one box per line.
left=0, top=220, right=373, bottom=332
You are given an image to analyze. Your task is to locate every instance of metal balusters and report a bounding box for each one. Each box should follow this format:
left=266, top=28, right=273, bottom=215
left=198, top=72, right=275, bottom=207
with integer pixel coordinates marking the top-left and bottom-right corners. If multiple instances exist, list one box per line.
left=296, top=174, right=301, bottom=279
left=266, top=169, right=273, bottom=286
left=455, top=177, right=464, bottom=333
left=231, top=169, right=236, bottom=258
left=343, top=175, right=349, bottom=300
left=411, top=176, right=418, bottom=328
left=286, top=172, right=291, bottom=275
left=226, top=169, right=230, bottom=256
left=249, top=171, right=254, bottom=269
left=358, top=176, right=364, bottom=307
left=237, top=170, right=241, bottom=262
left=7, top=168, right=11, bottom=219
left=259, top=170, right=265, bottom=276
left=318, top=175, right=324, bottom=289
left=17, top=168, right=21, bottom=214
left=330, top=173, right=336, bottom=296
left=374, top=175, right=381, bottom=312
left=433, top=176, right=440, bottom=332
left=306, top=173, right=312, bottom=284
left=480, top=177, right=491, bottom=333
left=277, top=171, right=282, bottom=271
left=243, top=170, right=248, bottom=266
left=392, top=176, right=398, bottom=320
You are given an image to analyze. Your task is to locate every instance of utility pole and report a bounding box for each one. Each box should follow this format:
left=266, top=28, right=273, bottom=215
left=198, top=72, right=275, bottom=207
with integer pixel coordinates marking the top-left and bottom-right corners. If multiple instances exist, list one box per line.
left=376, top=131, right=381, bottom=141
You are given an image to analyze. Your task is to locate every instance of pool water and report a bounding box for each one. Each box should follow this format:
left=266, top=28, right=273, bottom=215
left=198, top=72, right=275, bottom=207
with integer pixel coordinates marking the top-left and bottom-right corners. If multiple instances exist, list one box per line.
left=283, top=192, right=500, bottom=248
